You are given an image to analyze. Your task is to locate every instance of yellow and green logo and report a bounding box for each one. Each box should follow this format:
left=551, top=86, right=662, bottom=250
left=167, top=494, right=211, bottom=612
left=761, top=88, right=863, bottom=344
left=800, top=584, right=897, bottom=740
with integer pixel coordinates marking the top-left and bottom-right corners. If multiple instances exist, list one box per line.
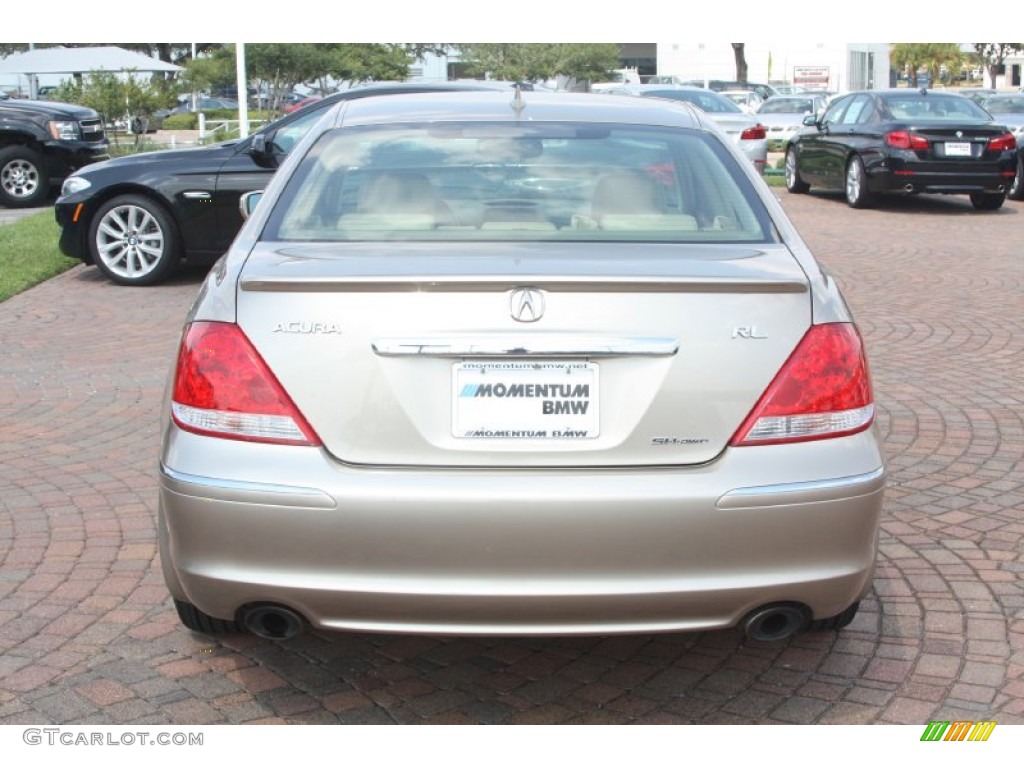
left=920, top=721, right=996, bottom=742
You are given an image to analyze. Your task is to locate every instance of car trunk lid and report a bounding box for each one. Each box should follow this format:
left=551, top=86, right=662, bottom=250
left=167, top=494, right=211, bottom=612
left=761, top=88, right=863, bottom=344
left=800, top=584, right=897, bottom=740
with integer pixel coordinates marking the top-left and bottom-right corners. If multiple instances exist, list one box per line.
left=235, top=241, right=811, bottom=467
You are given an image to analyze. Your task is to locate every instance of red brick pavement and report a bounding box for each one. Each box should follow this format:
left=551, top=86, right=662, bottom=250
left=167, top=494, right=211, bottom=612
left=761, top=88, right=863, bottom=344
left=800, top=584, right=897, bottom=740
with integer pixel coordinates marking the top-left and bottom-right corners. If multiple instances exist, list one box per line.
left=1, top=191, right=1022, bottom=725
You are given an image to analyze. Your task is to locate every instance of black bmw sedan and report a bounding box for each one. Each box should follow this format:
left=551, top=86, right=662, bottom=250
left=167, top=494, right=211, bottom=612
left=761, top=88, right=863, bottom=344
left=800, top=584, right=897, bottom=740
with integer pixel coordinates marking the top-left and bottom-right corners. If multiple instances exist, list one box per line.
left=784, top=89, right=1017, bottom=210
left=54, top=81, right=511, bottom=286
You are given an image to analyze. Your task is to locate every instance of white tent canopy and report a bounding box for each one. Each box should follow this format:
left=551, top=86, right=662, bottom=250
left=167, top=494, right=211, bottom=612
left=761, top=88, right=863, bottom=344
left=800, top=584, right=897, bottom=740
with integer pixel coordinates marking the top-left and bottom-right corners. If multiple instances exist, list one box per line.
left=0, top=46, right=182, bottom=76
left=0, top=46, right=182, bottom=98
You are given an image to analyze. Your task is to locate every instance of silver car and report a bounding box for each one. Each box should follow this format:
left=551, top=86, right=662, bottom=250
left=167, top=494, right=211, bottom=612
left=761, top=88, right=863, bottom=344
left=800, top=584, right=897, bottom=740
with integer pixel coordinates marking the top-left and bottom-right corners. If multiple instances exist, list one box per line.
left=978, top=93, right=1024, bottom=200
left=605, top=85, right=769, bottom=175
left=159, top=91, right=885, bottom=642
left=756, top=95, right=829, bottom=152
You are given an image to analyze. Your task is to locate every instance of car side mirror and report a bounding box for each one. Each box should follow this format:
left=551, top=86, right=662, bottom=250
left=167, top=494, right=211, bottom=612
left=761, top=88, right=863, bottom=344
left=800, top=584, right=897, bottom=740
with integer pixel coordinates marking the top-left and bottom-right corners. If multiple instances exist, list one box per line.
left=802, top=114, right=818, bottom=127
left=248, top=132, right=281, bottom=169
left=250, top=133, right=269, bottom=156
left=239, top=190, right=264, bottom=220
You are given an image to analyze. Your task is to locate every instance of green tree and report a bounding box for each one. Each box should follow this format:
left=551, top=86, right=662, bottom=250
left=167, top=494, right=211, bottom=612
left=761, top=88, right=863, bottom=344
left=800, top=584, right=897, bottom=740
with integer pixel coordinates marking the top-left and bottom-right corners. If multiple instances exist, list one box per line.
left=457, top=44, right=619, bottom=85
left=323, top=44, right=412, bottom=85
left=890, top=43, right=929, bottom=85
left=52, top=69, right=171, bottom=145
left=973, top=43, right=1024, bottom=88
left=179, top=47, right=236, bottom=97
left=892, top=44, right=966, bottom=86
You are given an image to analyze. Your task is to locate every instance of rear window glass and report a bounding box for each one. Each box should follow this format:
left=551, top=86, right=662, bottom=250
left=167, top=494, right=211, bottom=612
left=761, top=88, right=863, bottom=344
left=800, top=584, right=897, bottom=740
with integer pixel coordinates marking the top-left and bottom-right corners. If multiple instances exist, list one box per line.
left=983, top=97, right=1024, bottom=114
left=643, top=91, right=742, bottom=114
left=263, top=122, right=775, bottom=244
left=758, top=98, right=815, bottom=114
left=882, top=95, right=990, bottom=121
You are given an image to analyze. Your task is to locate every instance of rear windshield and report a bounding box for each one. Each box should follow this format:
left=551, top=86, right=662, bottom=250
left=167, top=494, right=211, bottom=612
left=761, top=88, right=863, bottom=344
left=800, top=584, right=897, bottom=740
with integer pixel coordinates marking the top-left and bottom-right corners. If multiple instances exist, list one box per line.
left=758, top=98, right=815, bottom=114
left=983, top=97, right=1024, bottom=114
left=642, top=91, right=742, bottom=114
left=881, top=95, right=991, bottom=121
left=263, top=121, right=775, bottom=244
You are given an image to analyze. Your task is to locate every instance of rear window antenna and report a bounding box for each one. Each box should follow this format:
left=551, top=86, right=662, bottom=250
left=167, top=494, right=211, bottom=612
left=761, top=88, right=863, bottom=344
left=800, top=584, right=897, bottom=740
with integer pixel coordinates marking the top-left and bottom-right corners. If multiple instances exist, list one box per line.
left=511, top=85, right=526, bottom=116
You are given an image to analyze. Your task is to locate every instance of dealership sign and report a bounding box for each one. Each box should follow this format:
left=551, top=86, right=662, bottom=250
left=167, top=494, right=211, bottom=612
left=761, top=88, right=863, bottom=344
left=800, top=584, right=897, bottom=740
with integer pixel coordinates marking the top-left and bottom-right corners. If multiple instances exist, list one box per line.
left=793, top=66, right=830, bottom=88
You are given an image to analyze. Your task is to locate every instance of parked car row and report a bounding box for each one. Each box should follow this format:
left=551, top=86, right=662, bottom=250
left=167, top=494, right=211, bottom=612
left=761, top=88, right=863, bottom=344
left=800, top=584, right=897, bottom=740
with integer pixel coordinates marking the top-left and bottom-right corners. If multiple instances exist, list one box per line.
left=48, top=83, right=1024, bottom=284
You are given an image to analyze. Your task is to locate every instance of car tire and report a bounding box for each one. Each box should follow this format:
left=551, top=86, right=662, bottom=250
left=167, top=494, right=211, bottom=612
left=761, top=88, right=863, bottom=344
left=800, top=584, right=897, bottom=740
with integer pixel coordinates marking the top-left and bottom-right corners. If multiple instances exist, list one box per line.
left=174, top=599, right=242, bottom=635
left=807, top=601, right=860, bottom=632
left=0, top=145, right=50, bottom=208
left=88, top=194, right=181, bottom=286
left=969, top=191, right=1006, bottom=211
left=1007, top=156, right=1023, bottom=201
left=844, top=155, right=874, bottom=208
left=785, top=146, right=810, bottom=193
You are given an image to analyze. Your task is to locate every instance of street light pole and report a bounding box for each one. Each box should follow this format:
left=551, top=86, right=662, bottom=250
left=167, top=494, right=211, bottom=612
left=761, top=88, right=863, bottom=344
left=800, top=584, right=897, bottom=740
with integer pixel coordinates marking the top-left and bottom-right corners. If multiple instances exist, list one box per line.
left=236, top=43, right=249, bottom=139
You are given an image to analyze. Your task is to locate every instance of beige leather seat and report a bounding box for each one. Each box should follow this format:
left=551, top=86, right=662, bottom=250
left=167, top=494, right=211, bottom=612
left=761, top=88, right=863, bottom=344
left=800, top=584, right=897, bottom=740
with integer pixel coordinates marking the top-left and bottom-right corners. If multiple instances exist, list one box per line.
left=590, top=171, right=662, bottom=219
left=590, top=171, right=698, bottom=232
left=359, top=172, right=448, bottom=217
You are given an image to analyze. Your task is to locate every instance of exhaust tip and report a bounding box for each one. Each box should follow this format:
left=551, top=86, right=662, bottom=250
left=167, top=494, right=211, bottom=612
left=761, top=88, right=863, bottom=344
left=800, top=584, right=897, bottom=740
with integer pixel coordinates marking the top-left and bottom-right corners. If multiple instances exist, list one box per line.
left=742, top=603, right=809, bottom=642
left=240, top=604, right=305, bottom=641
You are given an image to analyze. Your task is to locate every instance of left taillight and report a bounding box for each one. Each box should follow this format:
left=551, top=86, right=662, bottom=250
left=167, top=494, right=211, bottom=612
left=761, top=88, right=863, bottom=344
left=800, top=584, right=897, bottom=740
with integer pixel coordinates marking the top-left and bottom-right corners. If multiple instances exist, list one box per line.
left=730, top=323, right=875, bottom=447
left=171, top=321, right=321, bottom=446
left=741, top=124, right=767, bottom=140
left=885, top=130, right=930, bottom=150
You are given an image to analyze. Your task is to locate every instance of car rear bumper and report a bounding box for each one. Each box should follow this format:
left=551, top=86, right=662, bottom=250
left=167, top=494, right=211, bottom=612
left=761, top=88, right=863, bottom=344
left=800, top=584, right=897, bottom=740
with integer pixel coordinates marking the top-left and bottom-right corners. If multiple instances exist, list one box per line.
left=870, top=159, right=1016, bottom=195
left=159, top=426, right=885, bottom=636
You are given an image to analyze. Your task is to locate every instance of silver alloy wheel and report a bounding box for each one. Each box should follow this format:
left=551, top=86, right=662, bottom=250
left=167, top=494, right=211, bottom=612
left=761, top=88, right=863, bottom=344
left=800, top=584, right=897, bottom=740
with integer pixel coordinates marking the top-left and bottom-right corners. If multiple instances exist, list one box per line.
left=94, top=203, right=166, bottom=279
left=784, top=147, right=809, bottom=193
left=1, top=158, right=40, bottom=200
left=785, top=150, right=797, bottom=187
left=845, top=160, right=862, bottom=204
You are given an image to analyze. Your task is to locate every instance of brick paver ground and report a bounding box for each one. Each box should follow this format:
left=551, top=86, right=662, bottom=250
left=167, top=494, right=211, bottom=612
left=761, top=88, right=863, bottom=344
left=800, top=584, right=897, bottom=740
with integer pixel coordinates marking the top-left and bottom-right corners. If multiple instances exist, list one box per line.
left=1, top=190, right=1022, bottom=725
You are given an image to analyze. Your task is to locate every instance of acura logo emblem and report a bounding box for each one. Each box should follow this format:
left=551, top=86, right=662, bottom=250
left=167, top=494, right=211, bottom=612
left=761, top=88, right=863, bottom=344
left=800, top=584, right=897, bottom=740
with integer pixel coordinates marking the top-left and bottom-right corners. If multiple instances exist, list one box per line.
left=509, top=288, right=545, bottom=323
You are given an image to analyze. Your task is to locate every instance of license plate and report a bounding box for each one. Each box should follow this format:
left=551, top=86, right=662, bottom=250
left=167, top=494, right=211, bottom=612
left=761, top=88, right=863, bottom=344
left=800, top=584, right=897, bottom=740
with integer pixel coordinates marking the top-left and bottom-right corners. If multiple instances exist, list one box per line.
left=944, top=142, right=972, bottom=157
left=453, top=361, right=599, bottom=439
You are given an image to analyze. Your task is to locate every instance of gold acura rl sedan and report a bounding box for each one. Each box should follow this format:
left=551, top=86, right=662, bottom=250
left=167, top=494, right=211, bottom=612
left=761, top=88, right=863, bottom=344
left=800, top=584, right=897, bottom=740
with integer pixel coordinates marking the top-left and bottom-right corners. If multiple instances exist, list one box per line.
left=159, top=90, right=886, bottom=643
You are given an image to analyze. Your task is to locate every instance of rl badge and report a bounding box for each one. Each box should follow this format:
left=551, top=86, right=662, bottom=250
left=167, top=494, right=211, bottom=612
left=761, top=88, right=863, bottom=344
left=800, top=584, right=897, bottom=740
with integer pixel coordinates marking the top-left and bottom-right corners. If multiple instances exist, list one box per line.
left=453, top=361, right=599, bottom=439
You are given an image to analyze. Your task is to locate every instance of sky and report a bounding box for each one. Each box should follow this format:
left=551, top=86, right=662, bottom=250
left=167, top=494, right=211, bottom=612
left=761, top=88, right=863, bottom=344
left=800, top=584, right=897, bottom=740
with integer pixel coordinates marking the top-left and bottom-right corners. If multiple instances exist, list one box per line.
left=0, top=3, right=994, bottom=47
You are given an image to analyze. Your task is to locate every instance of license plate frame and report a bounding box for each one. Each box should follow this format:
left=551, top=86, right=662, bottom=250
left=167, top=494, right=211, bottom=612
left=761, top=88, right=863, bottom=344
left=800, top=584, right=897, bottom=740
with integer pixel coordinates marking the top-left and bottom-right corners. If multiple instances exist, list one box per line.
left=452, top=361, right=599, bottom=440
left=944, top=141, right=972, bottom=157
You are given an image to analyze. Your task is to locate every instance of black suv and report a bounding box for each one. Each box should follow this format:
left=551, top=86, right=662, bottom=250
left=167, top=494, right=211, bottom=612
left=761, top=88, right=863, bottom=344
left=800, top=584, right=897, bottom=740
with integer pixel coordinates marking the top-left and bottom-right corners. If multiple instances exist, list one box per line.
left=0, top=99, right=109, bottom=207
left=55, top=81, right=511, bottom=286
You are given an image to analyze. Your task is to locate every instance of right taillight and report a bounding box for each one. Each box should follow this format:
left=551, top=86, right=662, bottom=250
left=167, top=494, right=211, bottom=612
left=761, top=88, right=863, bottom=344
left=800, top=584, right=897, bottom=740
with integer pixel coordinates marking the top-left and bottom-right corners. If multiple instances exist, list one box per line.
left=171, top=321, right=321, bottom=446
left=730, top=323, right=874, bottom=447
left=986, top=132, right=1017, bottom=152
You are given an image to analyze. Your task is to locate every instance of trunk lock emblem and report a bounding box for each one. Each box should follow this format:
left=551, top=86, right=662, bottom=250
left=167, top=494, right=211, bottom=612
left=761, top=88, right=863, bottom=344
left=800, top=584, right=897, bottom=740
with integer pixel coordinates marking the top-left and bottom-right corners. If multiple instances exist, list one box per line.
left=510, top=288, right=545, bottom=323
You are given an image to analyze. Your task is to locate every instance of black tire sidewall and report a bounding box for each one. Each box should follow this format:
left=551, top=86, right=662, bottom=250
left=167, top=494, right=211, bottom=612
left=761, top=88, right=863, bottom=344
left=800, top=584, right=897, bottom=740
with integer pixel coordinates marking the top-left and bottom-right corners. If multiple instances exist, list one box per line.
left=1008, top=155, right=1024, bottom=201
left=88, top=194, right=181, bottom=286
left=0, top=145, right=50, bottom=208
